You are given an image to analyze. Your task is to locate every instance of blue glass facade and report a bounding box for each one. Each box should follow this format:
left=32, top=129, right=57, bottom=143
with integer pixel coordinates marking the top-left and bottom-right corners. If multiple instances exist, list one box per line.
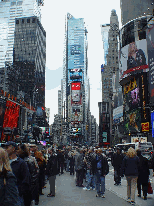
left=67, top=16, right=85, bottom=83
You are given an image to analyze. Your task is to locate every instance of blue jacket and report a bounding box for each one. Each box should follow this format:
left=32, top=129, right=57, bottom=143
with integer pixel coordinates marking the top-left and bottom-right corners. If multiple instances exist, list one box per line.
left=0, top=170, right=19, bottom=206
left=10, top=157, right=31, bottom=197
left=121, top=156, right=139, bottom=177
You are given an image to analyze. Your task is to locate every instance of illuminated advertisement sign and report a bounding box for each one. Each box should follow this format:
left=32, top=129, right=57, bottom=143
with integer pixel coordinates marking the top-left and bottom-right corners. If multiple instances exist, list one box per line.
left=147, top=24, right=154, bottom=105
left=151, top=112, right=154, bottom=138
left=124, top=108, right=141, bottom=133
left=72, top=90, right=80, bottom=102
left=113, top=105, right=123, bottom=123
left=71, top=82, right=81, bottom=90
left=3, top=100, right=20, bottom=129
left=119, top=39, right=148, bottom=81
left=131, top=137, right=147, bottom=143
left=141, top=122, right=149, bottom=132
left=70, top=45, right=81, bottom=55
left=70, top=71, right=82, bottom=82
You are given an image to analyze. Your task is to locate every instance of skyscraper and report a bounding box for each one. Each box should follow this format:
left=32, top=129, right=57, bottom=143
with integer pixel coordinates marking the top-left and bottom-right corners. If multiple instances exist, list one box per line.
left=63, top=13, right=89, bottom=143
left=0, top=0, right=44, bottom=68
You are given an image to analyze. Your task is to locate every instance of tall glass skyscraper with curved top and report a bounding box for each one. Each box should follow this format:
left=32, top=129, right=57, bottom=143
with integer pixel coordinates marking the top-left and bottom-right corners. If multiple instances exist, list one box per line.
left=0, top=0, right=43, bottom=68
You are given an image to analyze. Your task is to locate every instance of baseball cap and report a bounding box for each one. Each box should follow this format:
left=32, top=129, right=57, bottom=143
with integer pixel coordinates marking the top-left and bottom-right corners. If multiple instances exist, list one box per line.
left=5, top=141, right=18, bottom=150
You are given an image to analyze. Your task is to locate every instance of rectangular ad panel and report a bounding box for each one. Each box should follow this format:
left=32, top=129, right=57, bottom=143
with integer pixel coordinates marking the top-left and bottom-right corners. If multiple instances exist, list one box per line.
left=147, top=24, right=154, bottom=106
left=72, top=90, right=81, bottom=102
left=113, top=105, right=123, bottom=122
left=124, top=108, right=141, bottom=134
left=71, top=82, right=81, bottom=90
left=3, top=100, right=20, bottom=129
left=119, top=39, right=148, bottom=81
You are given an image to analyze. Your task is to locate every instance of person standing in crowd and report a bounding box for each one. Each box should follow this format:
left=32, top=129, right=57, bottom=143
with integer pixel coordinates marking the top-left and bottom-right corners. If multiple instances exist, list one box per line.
left=111, top=147, right=124, bottom=185
left=121, top=147, right=140, bottom=205
left=0, top=147, right=20, bottom=206
left=57, top=149, right=65, bottom=175
left=65, top=148, right=71, bottom=172
left=17, top=144, right=40, bottom=205
left=92, top=148, right=109, bottom=198
left=83, top=148, right=95, bottom=191
left=76, top=148, right=84, bottom=187
left=5, top=141, right=31, bottom=206
left=34, top=151, right=46, bottom=196
left=25, top=144, right=40, bottom=205
left=70, top=151, right=75, bottom=175
left=136, top=149, right=150, bottom=200
left=46, top=147, right=58, bottom=197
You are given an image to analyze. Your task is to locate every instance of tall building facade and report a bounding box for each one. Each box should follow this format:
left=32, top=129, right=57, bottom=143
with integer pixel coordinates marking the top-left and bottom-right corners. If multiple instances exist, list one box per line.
left=119, top=8, right=154, bottom=144
left=101, top=24, right=110, bottom=66
left=13, top=16, right=46, bottom=126
left=0, top=0, right=44, bottom=68
left=120, top=0, right=154, bottom=26
left=63, top=13, right=89, bottom=144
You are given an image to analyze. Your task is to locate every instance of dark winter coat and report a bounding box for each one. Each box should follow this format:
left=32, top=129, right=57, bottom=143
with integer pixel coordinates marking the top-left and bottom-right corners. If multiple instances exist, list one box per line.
left=121, top=156, right=139, bottom=177
left=111, top=152, right=124, bottom=169
left=92, top=154, right=109, bottom=176
left=57, top=152, right=65, bottom=164
left=76, top=153, right=84, bottom=170
left=46, top=154, right=58, bottom=177
left=0, top=170, right=19, bottom=206
left=137, top=154, right=150, bottom=183
left=69, top=156, right=75, bottom=166
left=10, top=157, right=31, bottom=197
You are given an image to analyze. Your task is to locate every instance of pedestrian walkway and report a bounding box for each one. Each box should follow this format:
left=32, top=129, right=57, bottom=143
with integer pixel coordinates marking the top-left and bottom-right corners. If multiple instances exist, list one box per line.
left=36, top=172, right=130, bottom=206
left=106, top=173, right=154, bottom=206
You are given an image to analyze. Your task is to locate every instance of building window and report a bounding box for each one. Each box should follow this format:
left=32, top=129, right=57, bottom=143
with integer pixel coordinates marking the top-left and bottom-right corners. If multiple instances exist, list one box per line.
left=22, top=19, right=24, bottom=23
left=27, top=19, right=30, bottom=23
left=32, top=18, right=36, bottom=23
left=16, top=20, right=19, bottom=24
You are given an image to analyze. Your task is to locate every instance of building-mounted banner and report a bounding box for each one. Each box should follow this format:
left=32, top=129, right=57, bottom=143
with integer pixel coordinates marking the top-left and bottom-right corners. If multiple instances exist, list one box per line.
left=102, top=132, right=107, bottom=142
left=71, top=82, right=81, bottom=90
left=141, top=122, right=149, bottom=132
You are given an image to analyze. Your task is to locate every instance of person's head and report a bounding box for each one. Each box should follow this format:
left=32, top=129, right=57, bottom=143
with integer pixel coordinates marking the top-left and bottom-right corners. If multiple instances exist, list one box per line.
left=48, top=147, right=53, bottom=155
left=79, top=148, right=83, bottom=154
left=17, top=144, right=29, bottom=159
left=117, top=148, right=121, bottom=154
left=97, top=148, right=102, bottom=155
left=0, top=147, right=12, bottom=172
left=136, top=149, right=141, bottom=157
left=126, top=147, right=136, bottom=158
left=128, top=42, right=137, bottom=56
left=5, top=141, right=18, bottom=157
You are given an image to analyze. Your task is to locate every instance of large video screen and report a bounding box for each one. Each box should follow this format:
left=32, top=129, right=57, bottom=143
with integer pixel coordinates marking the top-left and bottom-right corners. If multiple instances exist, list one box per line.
left=71, top=82, right=81, bottom=90
left=3, top=100, right=20, bottom=129
left=119, top=39, right=148, bottom=81
left=124, top=108, right=141, bottom=133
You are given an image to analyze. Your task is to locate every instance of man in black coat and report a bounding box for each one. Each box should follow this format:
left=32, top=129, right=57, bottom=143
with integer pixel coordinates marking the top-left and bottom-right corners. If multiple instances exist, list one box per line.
left=136, top=149, right=150, bottom=200
left=5, top=141, right=31, bottom=206
left=46, top=148, right=58, bottom=197
left=111, top=147, right=124, bottom=185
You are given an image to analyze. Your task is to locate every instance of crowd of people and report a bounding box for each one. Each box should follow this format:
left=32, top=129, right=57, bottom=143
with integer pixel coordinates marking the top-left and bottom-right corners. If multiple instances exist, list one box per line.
left=0, top=142, right=154, bottom=206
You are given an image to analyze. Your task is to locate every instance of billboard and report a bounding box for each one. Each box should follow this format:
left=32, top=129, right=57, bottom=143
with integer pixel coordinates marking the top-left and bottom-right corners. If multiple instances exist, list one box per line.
left=151, top=112, right=154, bottom=138
left=102, top=132, right=107, bottom=142
left=71, top=82, right=81, bottom=90
left=124, top=108, right=141, bottom=133
left=147, top=24, right=154, bottom=106
left=70, top=45, right=81, bottom=55
left=113, top=105, right=123, bottom=123
left=119, top=39, right=148, bottom=81
left=3, top=100, right=20, bottom=129
left=69, top=70, right=82, bottom=82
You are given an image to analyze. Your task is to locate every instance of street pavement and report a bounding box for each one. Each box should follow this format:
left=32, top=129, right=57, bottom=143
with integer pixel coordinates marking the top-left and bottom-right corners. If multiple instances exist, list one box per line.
left=35, top=161, right=154, bottom=206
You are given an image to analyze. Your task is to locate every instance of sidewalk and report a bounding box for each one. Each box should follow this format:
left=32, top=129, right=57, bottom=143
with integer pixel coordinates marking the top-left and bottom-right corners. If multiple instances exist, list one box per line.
left=106, top=169, right=154, bottom=206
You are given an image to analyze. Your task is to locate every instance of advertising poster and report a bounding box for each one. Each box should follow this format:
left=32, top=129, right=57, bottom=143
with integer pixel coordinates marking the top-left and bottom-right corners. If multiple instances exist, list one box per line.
left=72, top=90, right=81, bottom=102
left=124, top=108, right=141, bottom=133
left=147, top=24, right=154, bottom=106
left=151, top=112, right=154, bottom=138
left=69, top=69, right=82, bottom=82
left=3, top=100, right=20, bottom=129
left=113, top=105, right=123, bottom=123
left=71, top=82, right=81, bottom=90
left=119, top=39, right=148, bottom=81
left=102, top=132, right=107, bottom=142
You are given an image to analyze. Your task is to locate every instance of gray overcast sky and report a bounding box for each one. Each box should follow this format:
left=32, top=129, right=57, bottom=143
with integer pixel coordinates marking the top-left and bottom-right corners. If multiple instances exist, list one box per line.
left=41, top=0, right=122, bottom=124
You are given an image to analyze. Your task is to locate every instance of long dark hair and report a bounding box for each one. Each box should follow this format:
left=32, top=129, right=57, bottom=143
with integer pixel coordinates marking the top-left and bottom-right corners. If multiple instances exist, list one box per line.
left=18, top=144, right=29, bottom=159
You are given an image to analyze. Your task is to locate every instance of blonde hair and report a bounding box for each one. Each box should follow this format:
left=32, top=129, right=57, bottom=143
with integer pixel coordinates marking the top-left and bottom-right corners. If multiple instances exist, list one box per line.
left=128, top=42, right=138, bottom=57
left=0, top=147, right=12, bottom=172
left=126, top=147, right=136, bottom=158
